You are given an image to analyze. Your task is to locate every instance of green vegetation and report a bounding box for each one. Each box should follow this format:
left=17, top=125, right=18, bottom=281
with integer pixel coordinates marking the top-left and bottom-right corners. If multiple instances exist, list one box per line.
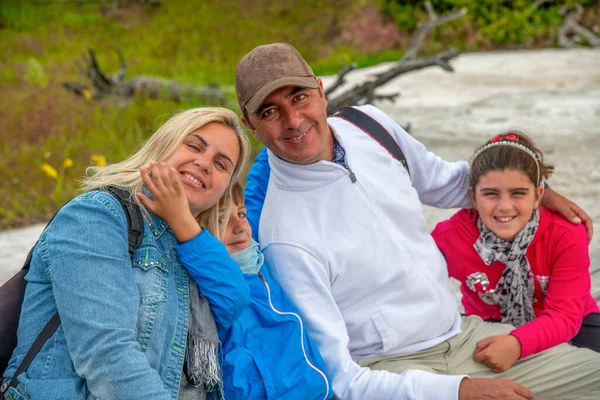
left=0, top=0, right=371, bottom=228
left=1, top=0, right=598, bottom=228
left=382, top=0, right=599, bottom=50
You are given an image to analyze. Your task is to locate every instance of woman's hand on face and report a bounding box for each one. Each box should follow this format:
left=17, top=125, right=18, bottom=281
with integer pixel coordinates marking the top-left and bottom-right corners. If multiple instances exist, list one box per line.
left=137, top=161, right=202, bottom=242
left=473, top=335, right=521, bottom=373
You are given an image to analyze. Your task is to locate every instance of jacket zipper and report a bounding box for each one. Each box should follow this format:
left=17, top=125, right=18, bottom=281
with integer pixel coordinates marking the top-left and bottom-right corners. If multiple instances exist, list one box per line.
left=257, top=271, right=330, bottom=400
left=344, top=164, right=357, bottom=183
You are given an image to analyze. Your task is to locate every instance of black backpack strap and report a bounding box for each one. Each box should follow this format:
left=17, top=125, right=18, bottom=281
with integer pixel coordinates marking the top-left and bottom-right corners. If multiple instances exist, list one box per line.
left=1, top=188, right=143, bottom=395
left=105, top=186, right=144, bottom=259
left=333, top=106, right=410, bottom=176
left=1, top=199, right=74, bottom=393
left=1, top=314, right=60, bottom=394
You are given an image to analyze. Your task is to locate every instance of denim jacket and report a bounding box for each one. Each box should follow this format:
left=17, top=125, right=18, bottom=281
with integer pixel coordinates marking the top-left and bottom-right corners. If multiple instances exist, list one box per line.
left=2, top=190, right=248, bottom=400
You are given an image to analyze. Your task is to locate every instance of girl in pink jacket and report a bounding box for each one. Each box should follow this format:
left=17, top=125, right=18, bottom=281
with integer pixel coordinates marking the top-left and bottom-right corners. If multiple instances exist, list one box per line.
left=432, top=131, right=599, bottom=373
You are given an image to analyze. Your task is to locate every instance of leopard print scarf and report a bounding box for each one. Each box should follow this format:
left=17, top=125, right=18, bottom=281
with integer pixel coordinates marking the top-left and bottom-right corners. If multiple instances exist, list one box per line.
left=473, top=209, right=540, bottom=327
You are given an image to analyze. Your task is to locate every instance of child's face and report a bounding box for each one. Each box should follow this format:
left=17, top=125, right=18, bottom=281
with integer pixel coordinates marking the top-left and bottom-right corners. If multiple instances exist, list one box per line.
left=470, top=169, right=543, bottom=241
left=220, top=201, right=252, bottom=254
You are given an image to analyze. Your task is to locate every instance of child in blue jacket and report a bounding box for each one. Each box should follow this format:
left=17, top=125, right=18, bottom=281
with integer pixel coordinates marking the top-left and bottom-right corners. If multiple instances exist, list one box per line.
left=144, top=168, right=332, bottom=400
left=215, top=182, right=332, bottom=399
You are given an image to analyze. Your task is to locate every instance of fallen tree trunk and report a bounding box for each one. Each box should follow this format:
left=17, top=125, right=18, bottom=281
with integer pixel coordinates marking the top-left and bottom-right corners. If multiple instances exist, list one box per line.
left=63, top=49, right=227, bottom=105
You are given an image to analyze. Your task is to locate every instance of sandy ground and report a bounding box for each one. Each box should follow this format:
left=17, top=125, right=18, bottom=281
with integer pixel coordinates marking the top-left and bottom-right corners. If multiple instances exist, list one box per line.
left=2, top=48, right=599, bottom=303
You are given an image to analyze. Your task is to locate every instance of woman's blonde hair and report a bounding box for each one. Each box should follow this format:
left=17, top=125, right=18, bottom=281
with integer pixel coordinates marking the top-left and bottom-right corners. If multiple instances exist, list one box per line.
left=81, top=107, right=250, bottom=239
left=218, top=181, right=246, bottom=229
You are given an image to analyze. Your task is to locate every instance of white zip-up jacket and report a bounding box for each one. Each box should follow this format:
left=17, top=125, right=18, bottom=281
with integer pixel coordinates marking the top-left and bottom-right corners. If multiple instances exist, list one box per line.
left=259, top=105, right=472, bottom=400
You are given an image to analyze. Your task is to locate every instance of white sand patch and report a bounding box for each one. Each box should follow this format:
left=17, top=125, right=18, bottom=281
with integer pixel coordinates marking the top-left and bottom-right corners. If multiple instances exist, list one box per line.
left=0, top=223, right=45, bottom=284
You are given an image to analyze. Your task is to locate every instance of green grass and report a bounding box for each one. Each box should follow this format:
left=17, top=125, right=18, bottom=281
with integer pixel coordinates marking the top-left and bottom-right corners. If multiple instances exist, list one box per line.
left=0, top=0, right=380, bottom=228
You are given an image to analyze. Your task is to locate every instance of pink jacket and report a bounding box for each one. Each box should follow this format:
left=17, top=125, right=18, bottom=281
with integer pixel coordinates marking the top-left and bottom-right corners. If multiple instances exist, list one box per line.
left=432, top=207, right=599, bottom=358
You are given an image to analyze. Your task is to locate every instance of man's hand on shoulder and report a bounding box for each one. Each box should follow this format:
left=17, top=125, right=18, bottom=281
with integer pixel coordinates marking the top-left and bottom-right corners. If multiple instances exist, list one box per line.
left=459, top=378, right=533, bottom=400
left=541, top=185, right=593, bottom=243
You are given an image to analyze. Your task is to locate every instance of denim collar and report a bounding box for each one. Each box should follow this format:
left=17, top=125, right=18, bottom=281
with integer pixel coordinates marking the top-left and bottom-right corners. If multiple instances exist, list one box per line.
left=141, top=187, right=169, bottom=239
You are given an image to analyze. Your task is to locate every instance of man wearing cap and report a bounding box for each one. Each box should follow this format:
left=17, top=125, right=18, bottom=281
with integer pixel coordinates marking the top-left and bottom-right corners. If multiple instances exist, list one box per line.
left=236, top=43, right=600, bottom=400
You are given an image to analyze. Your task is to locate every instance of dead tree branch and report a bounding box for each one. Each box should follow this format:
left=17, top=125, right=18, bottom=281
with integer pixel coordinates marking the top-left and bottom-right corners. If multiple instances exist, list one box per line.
left=326, top=1, right=466, bottom=116
left=558, top=3, right=600, bottom=48
left=326, top=49, right=459, bottom=115
left=531, top=0, right=555, bottom=11
left=403, top=1, right=467, bottom=62
left=325, top=63, right=357, bottom=97
left=111, top=47, right=128, bottom=85
left=64, top=49, right=227, bottom=105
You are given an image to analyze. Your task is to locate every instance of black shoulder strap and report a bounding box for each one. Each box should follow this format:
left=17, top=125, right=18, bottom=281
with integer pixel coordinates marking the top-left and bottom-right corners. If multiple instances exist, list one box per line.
left=1, top=188, right=143, bottom=395
left=333, top=106, right=410, bottom=176
left=105, top=186, right=144, bottom=259
left=1, top=313, right=60, bottom=394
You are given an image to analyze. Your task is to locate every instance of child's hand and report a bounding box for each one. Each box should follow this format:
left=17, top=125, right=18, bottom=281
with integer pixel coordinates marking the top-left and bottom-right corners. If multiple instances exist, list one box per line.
left=137, top=161, right=201, bottom=242
left=473, top=335, right=521, bottom=373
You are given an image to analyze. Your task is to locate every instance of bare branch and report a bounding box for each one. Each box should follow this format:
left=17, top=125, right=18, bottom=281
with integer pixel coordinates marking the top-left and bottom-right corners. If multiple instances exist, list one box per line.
left=424, top=0, right=437, bottom=20
left=325, top=3, right=466, bottom=116
left=325, top=63, right=357, bottom=97
left=111, top=47, right=128, bottom=84
left=531, top=0, right=554, bottom=11
left=558, top=4, right=600, bottom=48
left=403, top=4, right=467, bottom=62
left=326, top=49, right=460, bottom=115
left=63, top=82, right=89, bottom=98
left=373, top=49, right=459, bottom=85
left=373, top=92, right=400, bottom=103
left=87, top=49, right=112, bottom=92
left=363, top=83, right=376, bottom=104
left=573, top=23, right=600, bottom=47
left=561, top=3, right=584, bottom=20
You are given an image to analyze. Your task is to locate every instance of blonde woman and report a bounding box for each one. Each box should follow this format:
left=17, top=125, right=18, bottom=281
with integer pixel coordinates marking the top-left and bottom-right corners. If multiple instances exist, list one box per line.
left=2, top=108, right=250, bottom=400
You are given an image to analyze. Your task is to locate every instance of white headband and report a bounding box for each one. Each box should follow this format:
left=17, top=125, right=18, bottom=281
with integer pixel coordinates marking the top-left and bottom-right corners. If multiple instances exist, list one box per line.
left=470, top=140, right=540, bottom=186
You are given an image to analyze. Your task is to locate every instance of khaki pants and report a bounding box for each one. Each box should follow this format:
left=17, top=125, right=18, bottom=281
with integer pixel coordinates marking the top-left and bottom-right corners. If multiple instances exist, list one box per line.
left=359, top=316, right=600, bottom=400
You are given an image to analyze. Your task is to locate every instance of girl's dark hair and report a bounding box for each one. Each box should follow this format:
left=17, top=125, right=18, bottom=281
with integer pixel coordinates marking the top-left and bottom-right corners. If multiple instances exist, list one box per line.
left=470, top=130, right=554, bottom=188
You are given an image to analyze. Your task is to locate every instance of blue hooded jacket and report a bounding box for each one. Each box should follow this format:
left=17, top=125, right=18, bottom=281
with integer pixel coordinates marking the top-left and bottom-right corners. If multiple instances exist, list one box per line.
left=177, top=232, right=332, bottom=400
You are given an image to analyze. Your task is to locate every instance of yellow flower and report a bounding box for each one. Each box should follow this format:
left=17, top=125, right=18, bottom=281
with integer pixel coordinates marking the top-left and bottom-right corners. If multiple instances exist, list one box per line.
left=82, top=89, right=92, bottom=102
left=91, top=154, right=107, bottom=167
left=41, top=163, right=58, bottom=179
left=63, top=158, right=73, bottom=168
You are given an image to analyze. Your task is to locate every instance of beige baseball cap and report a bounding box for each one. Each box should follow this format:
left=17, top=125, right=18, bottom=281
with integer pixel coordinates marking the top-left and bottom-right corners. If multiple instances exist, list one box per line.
left=235, top=43, right=319, bottom=115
